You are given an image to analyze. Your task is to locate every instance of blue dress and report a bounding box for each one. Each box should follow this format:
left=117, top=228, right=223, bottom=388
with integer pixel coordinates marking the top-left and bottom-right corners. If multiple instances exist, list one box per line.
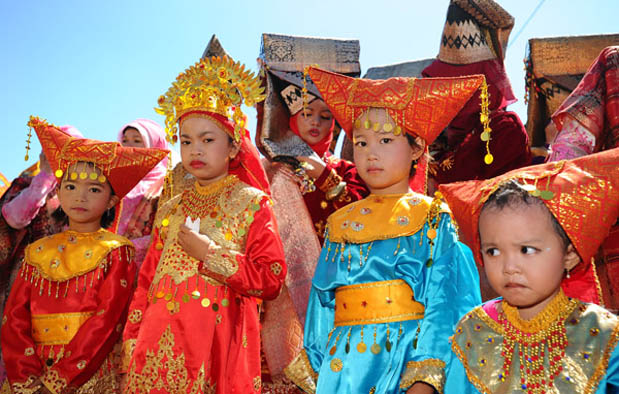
left=285, top=193, right=481, bottom=393
left=445, top=296, right=619, bottom=394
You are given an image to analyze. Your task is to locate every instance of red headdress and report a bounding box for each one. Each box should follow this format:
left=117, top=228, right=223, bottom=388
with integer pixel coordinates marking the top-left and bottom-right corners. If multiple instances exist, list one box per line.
left=307, top=67, right=490, bottom=192
left=28, top=116, right=169, bottom=200
left=439, top=148, right=619, bottom=303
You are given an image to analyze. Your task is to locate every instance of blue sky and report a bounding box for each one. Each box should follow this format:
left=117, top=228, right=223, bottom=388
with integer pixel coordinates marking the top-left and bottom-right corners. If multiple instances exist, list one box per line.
left=1, top=0, right=617, bottom=180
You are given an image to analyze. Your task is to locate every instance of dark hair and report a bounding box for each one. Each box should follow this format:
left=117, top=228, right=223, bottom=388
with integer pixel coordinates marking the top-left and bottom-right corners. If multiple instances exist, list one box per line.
left=481, top=180, right=570, bottom=249
left=51, top=205, right=116, bottom=229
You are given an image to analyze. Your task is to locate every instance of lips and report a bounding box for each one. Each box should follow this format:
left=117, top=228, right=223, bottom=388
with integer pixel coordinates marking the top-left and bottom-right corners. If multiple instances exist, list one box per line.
left=309, top=128, right=320, bottom=138
left=505, top=282, right=526, bottom=289
left=366, top=167, right=383, bottom=174
left=71, top=207, right=87, bottom=212
left=190, top=160, right=205, bottom=169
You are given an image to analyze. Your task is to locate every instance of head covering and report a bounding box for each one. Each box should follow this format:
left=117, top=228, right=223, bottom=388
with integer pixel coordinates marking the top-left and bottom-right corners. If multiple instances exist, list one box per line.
left=155, top=56, right=270, bottom=194
left=256, top=33, right=361, bottom=159
left=28, top=116, right=169, bottom=200
left=117, top=118, right=170, bottom=198
left=439, top=148, right=619, bottom=304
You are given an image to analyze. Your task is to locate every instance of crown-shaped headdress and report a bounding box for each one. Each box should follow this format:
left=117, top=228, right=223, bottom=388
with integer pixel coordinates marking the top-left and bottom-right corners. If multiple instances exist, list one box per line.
left=155, top=56, right=265, bottom=143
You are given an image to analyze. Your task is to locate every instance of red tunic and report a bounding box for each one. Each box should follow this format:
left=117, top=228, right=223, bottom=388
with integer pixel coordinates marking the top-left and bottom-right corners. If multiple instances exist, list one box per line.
left=121, top=176, right=286, bottom=394
left=1, top=229, right=135, bottom=393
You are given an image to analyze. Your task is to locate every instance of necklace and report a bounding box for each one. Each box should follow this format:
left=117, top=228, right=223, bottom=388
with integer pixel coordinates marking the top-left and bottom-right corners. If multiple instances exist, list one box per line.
left=182, top=176, right=236, bottom=219
left=499, top=290, right=577, bottom=393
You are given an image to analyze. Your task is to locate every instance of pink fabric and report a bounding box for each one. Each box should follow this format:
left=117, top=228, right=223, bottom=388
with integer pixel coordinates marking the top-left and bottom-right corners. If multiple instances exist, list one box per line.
left=482, top=299, right=501, bottom=322
left=547, top=118, right=597, bottom=161
left=115, top=119, right=169, bottom=236
left=1, top=125, right=82, bottom=230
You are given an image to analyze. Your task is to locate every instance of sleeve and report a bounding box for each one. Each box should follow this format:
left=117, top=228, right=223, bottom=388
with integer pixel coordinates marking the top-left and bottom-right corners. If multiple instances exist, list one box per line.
left=398, top=214, right=481, bottom=393
left=284, top=235, right=335, bottom=394
left=120, top=228, right=163, bottom=372
left=200, top=197, right=287, bottom=301
left=313, top=158, right=368, bottom=209
left=1, top=170, right=57, bottom=230
left=1, top=264, right=44, bottom=392
left=443, top=347, right=482, bottom=394
left=604, top=332, right=619, bottom=392
left=40, top=245, right=136, bottom=393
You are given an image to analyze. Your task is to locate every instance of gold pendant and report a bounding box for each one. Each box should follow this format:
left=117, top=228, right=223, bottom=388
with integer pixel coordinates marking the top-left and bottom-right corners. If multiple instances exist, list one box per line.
left=371, top=343, right=381, bottom=354
left=201, top=298, right=211, bottom=308
left=221, top=298, right=229, bottom=307
left=330, top=358, right=343, bottom=372
left=329, top=345, right=337, bottom=356
left=356, top=342, right=367, bottom=353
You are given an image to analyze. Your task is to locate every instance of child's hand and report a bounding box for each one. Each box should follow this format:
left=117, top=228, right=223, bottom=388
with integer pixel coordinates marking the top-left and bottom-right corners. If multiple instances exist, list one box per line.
left=178, top=224, right=219, bottom=262
left=296, top=155, right=326, bottom=179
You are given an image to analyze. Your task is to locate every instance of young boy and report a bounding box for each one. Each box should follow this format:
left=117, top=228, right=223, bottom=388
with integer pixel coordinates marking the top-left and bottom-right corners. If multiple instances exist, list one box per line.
left=440, top=148, right=619, bottom=393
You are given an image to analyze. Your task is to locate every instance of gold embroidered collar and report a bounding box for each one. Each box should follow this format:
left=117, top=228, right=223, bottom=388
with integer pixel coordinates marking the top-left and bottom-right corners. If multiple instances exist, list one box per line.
left=194, top=175, right=238, bottom=196
left=501, top=290, right=576, bottom=334
left=25, top=229, right=133, bottom=282
left=327, top=193, right=439, bottom=244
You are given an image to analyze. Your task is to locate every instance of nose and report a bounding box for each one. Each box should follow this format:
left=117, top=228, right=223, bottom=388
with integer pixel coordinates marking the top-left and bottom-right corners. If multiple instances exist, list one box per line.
left=309, top=114, right=319, bottom=126
left=502, top=253, right=521, bottom=275
left=76, top=186, right=88, bottom=202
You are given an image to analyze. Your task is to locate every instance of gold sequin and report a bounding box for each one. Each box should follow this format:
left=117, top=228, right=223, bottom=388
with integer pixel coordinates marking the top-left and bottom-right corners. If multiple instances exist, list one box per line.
left=77, top=360, right=86, bottom=370
left=24, top=347, right=34, bottom=356
left=270, top=262, right=283, bottom=276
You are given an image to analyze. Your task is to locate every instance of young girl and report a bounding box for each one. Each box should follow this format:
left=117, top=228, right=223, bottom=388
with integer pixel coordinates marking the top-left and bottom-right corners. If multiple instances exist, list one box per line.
left=284, top=67, right=487, bottom=394
left=113, top=118, right=172, bottom=267
left=121, top=56, right=287, bottom=393
left=1, top=116, right=167, bottom=393
left=440, top=148, right=619, bottom=393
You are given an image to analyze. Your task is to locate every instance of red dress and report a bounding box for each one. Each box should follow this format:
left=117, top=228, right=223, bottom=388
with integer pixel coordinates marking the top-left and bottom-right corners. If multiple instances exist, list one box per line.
left=121, top=176, right=286, bottom=394
left=1, top=229, right=135, bottom=393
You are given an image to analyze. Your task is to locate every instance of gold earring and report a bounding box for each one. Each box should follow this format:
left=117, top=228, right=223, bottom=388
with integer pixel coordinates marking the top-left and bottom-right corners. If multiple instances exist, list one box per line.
left=565, top=268, right=571, bottom=279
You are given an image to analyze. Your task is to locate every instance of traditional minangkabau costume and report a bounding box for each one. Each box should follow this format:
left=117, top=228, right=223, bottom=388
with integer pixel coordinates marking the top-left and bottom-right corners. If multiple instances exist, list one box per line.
left=110, top=118, right=171, bottom=267
left=439, top=148, right=619, bottom=393
left=546, top=46, right=619, bottom=313
left=1, top=117, right=168, bottom=394
left=422, top=0, right=531, bottom=184
left=257, top=33, right=369, bottom=245
left=283, top=67, right=488, bottom=394
left=121, top=56, right=287, bottom=394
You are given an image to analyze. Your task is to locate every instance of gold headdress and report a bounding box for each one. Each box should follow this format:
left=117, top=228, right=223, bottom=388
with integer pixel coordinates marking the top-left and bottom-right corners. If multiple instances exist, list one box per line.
left=155, top=56, right=265, bottom=143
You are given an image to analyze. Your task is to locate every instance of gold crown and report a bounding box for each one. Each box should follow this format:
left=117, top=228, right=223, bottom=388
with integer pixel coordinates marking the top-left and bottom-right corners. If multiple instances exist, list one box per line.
left=155, top=56, right=265, bottom=143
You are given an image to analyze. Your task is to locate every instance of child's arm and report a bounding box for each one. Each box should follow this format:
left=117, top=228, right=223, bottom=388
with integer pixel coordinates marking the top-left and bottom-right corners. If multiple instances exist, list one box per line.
left=39, top=245, right=136, bottom=392
left=399, top=214, right=481, bottom=393
left=312, top=157, right=368, bottom=209
left=189, top=196, right=287, bottom=300
left=1, top=263, right=44, bottom=391
left=120, top=227, right=163, bottom=371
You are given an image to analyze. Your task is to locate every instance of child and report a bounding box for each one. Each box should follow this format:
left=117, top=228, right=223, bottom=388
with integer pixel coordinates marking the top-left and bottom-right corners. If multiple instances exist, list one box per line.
left=1, top=116, right=167, bottom=393
left=121, top=56, right=288, bottom=393
left=440, top=148, right=619, bottom=393
left=284, top=67, right=487, bottom=394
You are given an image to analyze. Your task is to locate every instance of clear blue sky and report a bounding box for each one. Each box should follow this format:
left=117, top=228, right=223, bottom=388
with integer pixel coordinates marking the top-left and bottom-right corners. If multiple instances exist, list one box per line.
left=1, top=0, right=617, bottom=180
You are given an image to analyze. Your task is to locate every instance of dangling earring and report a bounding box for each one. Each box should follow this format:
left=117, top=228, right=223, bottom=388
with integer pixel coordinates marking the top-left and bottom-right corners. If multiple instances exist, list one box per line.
left=565, top=268, right=571, bottom=279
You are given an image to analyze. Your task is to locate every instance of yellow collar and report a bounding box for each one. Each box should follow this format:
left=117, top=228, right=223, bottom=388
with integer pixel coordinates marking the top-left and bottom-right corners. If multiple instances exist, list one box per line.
left=327, top=193, right=437, bottom=243
left=25, top=229, right=133, bottom=281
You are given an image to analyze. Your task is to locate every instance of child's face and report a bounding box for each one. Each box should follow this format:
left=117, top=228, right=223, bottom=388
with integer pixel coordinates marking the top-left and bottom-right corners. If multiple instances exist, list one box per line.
left=293, top=99, right=333, bottom=146
left=121, top=127, right=146, bottom=148
left=352, top=109, right=423, bottom=195
left=58, top=162, right=117, bottom=232
left=479, top=202, right=579, bottom=319
left=179, top=115, right=239, bottom=186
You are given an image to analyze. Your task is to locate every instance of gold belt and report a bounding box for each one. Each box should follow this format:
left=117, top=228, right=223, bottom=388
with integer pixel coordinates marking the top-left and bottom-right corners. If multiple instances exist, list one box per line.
left=32, top=311, right=95, bottom=346
left=334, top=279, right=424, bottom=326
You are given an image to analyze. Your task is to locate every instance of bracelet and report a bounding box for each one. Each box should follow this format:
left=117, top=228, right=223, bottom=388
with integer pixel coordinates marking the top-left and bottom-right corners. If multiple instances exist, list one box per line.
left=318, top=169, right=342, bottom=193
left=326, top=181, right=347, bottom=201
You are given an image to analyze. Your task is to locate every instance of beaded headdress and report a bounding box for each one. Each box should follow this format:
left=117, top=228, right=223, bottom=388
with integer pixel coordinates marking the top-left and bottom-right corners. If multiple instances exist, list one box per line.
left=439, top=148, right=619, bottom=304
left=308, top=67, right=491, bottom=159
left=28, top=116, right=169, bottom=200
left=155, top=56, right=265, bottom=144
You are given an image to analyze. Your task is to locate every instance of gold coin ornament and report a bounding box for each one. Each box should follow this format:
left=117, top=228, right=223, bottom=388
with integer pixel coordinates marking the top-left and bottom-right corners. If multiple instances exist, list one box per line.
left=330, top=358, right=343, bottom=373
left=70, top=172, right=78, bottom=180
left=156, top=291, right=165, bottom=299
left=89, top=172, right=98, bottom=180
left=484, top=154, right=494, bottom=165
left=201, top=298, right=211, bottom=308
left=79, top=172, right=88, bottom=180
left=98, top=175, right=106, bottom=183
left=383, top=123, right=393, bottom=132
left=370, top=343, right=381, bottom=354
left=55, top=169, right=63, bottom=178
left=191, top=290, right=201, bottom=299
left=166, top=301, right=175, bottom=311
left=394, top=126, right=402, bottom=136
left=221, top=298, right=229, bottom=307
left=364, top=120, right=371, bottom=129
left=480, top=131, right=490, bottom=142
left=164, top=293, right=173, bottom=301
left=182, top=294, right=190, bottom=303
left=372, top=122, right=380, bottom=132
left=356, top=342, right=367, bottom=353
left=354, top=119, right=361, bottom=129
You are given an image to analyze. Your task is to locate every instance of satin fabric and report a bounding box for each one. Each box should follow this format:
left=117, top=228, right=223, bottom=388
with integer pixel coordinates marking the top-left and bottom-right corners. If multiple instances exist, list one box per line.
left=304, top=197, right=481, bottom=393
left=1, top=230, right=135, bottom=392
left=445, top=300, right=619, bottom=394
left=122, top=179, right=286, bottom=394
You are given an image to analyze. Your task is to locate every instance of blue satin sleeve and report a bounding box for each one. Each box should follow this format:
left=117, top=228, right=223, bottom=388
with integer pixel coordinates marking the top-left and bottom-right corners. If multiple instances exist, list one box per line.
left=444, top=352, right=481, bottom=394
left=596, top=343, right=619, bottom=394
left=303, top=283, right=335, bottom=373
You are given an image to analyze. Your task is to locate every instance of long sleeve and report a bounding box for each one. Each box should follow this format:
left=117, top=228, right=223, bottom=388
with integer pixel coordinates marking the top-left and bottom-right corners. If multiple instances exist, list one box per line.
left=200, top=197, right=287, bottom=301
left=1, top=265, right=43, bottom=391
left=398, top=214, right=481, bottom=392
left=314, top=157, right=368, bottom=210
left=443, top=352, right=481, bottom=394
left=1, top=170, right=56, bottom=230
left=121, top=228, right=162, bottom=372
left=39, top=245, right=136, bottom=393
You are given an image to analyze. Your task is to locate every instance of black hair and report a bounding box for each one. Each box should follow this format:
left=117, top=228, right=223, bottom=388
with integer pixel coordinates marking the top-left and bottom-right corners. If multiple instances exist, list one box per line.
left=481, top=180, right=570, bottom=249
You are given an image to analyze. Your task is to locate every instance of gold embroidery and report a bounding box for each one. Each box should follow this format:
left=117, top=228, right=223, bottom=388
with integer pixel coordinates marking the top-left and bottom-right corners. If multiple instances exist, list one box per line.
left=399, top=358, right=446, bottom=393
left=24, top=229, right=133, bottom=282
left=284, top=350, right=317, bottom=394
left=120, top=278, right=128, bottom=288
left=153, top=177, right=265, bottom=285
left=253, top=376, right=261, bottom=392
left=128, top=309, right=142, bottom=324
left=32, top=311, right=95, bottom=346
left=2, top=316, right=6, bottom=325
left=125, top=325, right=207, bottom=393
left=41, top=369, right=68, bottom=394
left=270, top=262, right=283, bottom=276
left=121, top=338, right=137, bottom=372
left=24, top=347, right=34, bottom=356
left=76, top=360, right=86, bottom=370
left=4, top=375, right=39, bottom=394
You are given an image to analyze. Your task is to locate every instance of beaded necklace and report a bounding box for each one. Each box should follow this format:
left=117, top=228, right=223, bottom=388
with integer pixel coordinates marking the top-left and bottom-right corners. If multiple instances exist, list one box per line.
left=499, top=290, right=577, bottom=394
left=182, top=176, right=237, bottom=220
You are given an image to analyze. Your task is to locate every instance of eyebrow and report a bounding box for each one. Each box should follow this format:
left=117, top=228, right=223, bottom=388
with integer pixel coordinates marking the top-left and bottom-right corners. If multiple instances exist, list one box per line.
left=180, top=130, right=215, bottom=138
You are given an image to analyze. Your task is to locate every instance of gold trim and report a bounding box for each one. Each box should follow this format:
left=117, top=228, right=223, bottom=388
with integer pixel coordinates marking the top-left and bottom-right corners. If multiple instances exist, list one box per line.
left=399, top=358, right=446, bottom=393
left=32, top=311, right=95, bottom=346
left=502, top=290, right=575, bottom=333
left=41, top=369, right=68, bottom=394
left=450, top=335, right=492, bottom=394
left=284, top=350, right=317, bottom=394
left=121, top=338, right=137, bottom=373
left=585, top=322, right=619, bottom=394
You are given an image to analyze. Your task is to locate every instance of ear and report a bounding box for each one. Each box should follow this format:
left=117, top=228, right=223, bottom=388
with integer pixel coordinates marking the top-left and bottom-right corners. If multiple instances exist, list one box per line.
left=411, top=136, right=426, bottom=161
left=563, top=244, right=581, bottom=271
left=229, top=142, right=241, bottom=160
left=107, top=195, right=120, bottom=210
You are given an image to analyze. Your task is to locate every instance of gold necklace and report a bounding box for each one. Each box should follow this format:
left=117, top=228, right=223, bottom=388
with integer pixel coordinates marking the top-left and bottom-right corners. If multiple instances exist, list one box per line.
left=182, top=176, right=237, bottom=219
